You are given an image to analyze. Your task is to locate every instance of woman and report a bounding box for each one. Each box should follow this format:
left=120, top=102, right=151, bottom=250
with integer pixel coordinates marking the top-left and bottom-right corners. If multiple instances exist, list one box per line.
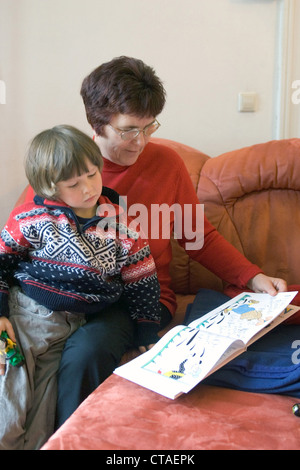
left=56, top=56, right=291, bottom=426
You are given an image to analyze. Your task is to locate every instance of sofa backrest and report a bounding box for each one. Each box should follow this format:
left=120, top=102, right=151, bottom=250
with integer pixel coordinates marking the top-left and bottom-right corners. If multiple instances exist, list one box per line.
left=197, top=138, right=300, bottom=286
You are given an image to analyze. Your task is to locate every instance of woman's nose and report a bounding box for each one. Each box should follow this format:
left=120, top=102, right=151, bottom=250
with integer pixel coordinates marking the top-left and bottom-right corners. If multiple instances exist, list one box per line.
left=133, top=132, right=146, bottom=146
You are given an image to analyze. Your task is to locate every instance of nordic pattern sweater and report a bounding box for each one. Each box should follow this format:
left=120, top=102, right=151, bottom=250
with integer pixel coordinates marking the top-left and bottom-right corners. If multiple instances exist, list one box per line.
left=0, top=187, right=161, bottom=345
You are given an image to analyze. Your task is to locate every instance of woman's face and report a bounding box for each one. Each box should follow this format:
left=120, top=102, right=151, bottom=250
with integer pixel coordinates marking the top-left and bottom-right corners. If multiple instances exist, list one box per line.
left=94, top=114, right=156, bottom=166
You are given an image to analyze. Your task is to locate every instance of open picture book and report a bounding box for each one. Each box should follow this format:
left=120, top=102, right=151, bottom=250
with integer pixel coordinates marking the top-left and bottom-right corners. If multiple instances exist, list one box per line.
left=114, top=291, right=298, bottom=399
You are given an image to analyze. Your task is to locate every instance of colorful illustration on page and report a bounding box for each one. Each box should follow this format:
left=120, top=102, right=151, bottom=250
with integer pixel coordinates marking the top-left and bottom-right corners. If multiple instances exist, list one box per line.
left=141, top=326, right=230, bottom=386
left=193, top=293, right=288, bottom=341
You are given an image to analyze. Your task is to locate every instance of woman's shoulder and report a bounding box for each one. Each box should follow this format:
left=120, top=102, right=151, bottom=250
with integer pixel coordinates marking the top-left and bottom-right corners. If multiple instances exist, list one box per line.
left=143, top=141, right=185, bottom=169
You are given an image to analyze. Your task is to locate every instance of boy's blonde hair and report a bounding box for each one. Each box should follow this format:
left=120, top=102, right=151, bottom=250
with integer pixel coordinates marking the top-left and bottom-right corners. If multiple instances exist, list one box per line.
left=25, top=125, right=103, bottom=200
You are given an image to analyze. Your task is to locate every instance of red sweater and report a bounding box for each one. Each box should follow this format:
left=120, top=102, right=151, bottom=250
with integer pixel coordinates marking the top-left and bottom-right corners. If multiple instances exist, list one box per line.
left=101, top=142, right=262, bottom=316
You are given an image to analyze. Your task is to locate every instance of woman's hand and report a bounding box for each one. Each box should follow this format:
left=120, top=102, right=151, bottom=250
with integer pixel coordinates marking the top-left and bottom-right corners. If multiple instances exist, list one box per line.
left=247, top=273, right=287, bottom=296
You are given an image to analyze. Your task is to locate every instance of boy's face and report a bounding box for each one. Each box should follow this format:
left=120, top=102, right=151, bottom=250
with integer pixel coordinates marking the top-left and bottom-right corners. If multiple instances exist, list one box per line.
left=56, top=159, right=102, bottom=218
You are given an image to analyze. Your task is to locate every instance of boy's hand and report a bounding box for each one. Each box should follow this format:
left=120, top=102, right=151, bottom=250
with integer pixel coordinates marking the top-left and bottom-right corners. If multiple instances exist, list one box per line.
left=0, top=317, right=16, bottom=376
left=138, top=344, right=155, bottom=354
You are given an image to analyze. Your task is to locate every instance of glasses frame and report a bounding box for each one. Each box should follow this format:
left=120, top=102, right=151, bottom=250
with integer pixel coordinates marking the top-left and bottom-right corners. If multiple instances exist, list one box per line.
left=108, top=119, right=160, bottom=141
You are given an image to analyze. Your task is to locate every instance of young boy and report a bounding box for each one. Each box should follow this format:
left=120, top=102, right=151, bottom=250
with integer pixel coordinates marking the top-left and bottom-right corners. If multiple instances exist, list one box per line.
left=0, top=125, right=162, bottom=450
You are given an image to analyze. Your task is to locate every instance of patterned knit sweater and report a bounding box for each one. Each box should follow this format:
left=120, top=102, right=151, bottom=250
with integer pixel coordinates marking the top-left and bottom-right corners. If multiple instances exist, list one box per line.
left=0, top=187, right=161, bottom=345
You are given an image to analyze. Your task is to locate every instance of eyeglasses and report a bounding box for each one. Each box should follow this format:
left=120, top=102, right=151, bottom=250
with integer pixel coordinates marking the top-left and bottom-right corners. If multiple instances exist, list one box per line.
left=108, top=119, right=160, bottom=141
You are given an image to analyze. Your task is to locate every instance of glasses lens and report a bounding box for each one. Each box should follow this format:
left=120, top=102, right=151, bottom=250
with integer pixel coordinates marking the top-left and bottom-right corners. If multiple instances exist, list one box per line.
left=121, top=130, right=139, bottom=141
left=120, top=121, right=160, bottom=140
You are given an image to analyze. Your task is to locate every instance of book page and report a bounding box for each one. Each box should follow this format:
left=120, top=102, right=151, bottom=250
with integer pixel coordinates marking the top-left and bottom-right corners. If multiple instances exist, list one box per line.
left=115, top=325, right=244, bottom=399
left=114, top=291, right=298, bottom=399
left=189, top=291, right=297, bottom=345
left=201, top=303, right=299, bottom=378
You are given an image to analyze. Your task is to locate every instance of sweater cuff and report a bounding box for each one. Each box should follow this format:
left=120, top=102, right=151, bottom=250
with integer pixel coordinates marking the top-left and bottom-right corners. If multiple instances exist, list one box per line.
left=136, top=321, right=161, bottom=347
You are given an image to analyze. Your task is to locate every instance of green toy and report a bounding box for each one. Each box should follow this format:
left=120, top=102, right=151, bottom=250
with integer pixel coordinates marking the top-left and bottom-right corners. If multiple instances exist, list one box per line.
left=0, top=331, right=25, bottom=367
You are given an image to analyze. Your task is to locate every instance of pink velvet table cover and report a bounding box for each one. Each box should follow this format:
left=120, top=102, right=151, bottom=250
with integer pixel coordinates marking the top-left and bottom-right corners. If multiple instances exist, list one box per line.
left=42, top=374, right=300, bottom=450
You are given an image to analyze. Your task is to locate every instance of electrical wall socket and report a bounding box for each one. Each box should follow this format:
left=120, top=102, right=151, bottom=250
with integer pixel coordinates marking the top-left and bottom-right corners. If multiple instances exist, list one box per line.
left=238, top=92, right=257, bottom=112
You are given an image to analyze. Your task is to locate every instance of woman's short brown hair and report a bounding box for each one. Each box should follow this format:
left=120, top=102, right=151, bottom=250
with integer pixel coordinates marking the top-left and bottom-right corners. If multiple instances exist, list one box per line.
left=80, top=56, right=166, bottom=136
left=25, top=125, right=103, bottom=200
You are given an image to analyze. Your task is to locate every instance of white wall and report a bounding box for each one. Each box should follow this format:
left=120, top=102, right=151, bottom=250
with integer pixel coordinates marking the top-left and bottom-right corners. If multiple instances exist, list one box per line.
left=0, top=0, right=299, bottom=228
left=275, top=0, right=300, bottom=138
left=289, top=0, right=300, bottom=137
